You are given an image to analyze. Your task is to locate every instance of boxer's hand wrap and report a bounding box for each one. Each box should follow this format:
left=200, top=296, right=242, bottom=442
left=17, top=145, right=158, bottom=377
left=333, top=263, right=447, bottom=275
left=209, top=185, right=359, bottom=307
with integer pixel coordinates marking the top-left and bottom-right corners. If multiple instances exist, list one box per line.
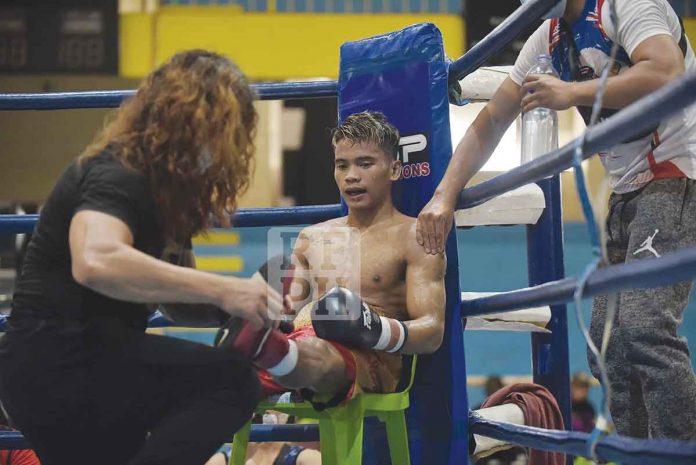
left=311, top=287, right=408, bottom=353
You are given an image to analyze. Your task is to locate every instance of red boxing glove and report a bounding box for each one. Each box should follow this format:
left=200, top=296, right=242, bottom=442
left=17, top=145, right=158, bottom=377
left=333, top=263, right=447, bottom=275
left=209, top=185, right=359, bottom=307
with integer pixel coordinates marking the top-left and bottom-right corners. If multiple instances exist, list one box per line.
left=215, top=318, right=298, bottom=376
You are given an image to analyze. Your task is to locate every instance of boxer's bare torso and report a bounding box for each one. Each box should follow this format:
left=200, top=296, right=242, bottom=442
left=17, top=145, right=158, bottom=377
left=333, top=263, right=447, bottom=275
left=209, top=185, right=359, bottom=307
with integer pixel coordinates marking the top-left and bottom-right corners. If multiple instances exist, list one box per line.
left=290, top=211, right=417, bottom=323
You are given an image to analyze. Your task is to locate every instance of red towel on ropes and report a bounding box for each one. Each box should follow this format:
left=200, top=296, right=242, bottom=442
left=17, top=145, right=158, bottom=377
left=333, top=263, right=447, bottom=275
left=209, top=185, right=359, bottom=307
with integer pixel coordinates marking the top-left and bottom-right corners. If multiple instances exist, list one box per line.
left=481, top=383, right=565, bottom=465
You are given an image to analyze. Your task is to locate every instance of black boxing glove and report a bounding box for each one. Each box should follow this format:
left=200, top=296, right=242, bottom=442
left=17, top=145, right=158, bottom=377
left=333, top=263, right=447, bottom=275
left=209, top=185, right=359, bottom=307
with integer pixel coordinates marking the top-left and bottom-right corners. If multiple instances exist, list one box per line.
left=158, top=255, right=295, bottom=331
left=311, top=286, right=408, bottom=353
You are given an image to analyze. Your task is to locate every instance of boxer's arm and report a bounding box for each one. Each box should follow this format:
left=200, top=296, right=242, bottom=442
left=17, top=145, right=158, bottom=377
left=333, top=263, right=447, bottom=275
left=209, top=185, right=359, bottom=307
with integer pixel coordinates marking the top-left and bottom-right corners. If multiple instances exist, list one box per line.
left=400, top=241, right=446, bottom=354
left=311, top=235, right=445, bottom=354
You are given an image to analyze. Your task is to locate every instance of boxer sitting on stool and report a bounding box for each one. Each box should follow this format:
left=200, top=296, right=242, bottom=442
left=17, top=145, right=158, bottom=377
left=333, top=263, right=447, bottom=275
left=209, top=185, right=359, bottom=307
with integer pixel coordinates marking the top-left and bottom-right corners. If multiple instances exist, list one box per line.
left=217, top=111, right=446, bottom=406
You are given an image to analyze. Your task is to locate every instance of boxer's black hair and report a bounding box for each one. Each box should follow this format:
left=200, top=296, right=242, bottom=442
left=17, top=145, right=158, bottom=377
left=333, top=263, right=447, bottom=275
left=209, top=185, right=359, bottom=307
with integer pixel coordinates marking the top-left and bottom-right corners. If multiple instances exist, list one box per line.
left=331, top=111, right=400, bottom=159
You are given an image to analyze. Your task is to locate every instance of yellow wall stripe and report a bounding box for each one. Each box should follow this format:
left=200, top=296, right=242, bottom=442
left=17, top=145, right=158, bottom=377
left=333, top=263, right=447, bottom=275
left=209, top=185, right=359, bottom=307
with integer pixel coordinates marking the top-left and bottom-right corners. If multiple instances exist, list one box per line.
left=192, top=231, right=241, bottom=246
left=120, top=10, right=465, bottom=79
left=119, top=13, right=156, bottom=78
left=196, top=256, right=245, bottom=272
left=684, top=19, right=696, bottom=52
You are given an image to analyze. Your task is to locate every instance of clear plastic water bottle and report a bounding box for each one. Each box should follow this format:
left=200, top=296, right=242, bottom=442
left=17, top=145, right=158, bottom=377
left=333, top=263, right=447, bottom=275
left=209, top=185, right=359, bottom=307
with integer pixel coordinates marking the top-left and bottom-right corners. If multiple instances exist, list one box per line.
left=520, top=54, right=559, bottom=165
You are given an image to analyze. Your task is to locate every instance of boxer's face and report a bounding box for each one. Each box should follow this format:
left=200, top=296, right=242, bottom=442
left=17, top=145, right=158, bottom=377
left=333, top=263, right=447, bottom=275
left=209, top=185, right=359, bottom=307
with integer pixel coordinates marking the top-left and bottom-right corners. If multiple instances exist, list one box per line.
left=334, top=140, right=401, bottom=211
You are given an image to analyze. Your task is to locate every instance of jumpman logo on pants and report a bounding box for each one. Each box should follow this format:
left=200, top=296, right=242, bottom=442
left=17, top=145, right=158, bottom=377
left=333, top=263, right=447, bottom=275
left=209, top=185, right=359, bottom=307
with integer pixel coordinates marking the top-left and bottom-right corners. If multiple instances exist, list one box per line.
left=633, top=229, right=661, bottom=258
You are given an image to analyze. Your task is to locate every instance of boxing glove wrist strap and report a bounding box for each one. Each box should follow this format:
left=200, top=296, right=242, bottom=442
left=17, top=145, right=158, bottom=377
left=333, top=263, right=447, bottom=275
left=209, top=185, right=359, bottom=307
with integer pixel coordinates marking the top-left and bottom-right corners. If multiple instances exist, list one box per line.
left=373, top=316, right=408, bottom=353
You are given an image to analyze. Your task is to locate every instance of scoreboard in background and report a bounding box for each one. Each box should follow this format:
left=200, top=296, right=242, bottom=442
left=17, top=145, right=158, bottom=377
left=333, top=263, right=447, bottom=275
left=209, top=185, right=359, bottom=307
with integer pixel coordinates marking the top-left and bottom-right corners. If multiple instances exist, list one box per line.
left=0, top=0, right=117, bottom=74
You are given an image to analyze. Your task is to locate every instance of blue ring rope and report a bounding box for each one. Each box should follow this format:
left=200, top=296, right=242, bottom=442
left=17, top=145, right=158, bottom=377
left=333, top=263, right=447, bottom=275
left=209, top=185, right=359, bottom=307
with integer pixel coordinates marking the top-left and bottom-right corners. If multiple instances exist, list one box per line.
left=461, top=242, right=696, bottom=316
left=0, top=425, right=319, bottom=450
left=0, top=81, right=338, bottom=111
left=470, top=414, right=696, bottom=465
left=0, top=204, right=344, bottom=235
left=458, top=70, right=696, bottom=210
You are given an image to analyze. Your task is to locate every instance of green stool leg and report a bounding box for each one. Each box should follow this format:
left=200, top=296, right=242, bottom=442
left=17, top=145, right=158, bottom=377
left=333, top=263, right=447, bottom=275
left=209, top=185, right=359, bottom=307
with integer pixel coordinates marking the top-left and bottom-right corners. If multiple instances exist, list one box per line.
left=380, top=411, right=410, bottom=465
left=230, top=419, right=251, bottom=465
left=319, top=418, right=341, bottom=465
left=332, top=403, right=366, bottom=465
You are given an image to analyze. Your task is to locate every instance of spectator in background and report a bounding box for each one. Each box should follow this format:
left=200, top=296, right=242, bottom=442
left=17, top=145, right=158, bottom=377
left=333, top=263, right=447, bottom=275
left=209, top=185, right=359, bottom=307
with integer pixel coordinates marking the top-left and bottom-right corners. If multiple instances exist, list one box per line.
left=571, top=372, right=596, bottom=433
left=485, top=376, right=505, bottom=398
left=473, top=375, right=505, bottom=410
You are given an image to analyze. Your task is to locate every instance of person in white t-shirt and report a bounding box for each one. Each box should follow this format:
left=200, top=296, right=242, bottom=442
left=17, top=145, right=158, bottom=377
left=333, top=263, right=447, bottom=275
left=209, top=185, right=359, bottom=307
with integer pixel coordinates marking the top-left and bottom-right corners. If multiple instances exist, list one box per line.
left=417, top=0, right=696, bottom=440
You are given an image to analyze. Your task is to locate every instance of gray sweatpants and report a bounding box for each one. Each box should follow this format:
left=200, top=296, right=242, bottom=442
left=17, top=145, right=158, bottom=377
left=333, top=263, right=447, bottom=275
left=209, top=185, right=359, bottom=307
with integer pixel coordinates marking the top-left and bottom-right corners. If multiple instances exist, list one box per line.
left=589, top=178, right=696, bottom=440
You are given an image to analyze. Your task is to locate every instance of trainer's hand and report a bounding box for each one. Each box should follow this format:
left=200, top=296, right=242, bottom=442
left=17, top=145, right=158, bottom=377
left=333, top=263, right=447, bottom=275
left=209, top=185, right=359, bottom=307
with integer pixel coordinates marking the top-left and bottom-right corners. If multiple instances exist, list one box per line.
left=417, top=194, right=455, bottom=255
left=520, top=74, right=574, bottom=113
left=219, top=277, right=284, bottom=329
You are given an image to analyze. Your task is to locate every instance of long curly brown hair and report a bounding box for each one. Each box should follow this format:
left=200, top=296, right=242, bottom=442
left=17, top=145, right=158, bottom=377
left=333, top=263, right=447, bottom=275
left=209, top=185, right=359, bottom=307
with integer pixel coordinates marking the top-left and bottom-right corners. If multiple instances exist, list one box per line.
left=80, top=50, right=257, bottom=241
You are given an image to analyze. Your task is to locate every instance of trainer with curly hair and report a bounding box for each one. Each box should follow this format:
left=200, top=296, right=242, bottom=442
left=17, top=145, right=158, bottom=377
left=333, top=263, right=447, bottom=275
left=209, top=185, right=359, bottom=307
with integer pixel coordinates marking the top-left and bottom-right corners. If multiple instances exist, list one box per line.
left=0, top=50, right=283, bottom=465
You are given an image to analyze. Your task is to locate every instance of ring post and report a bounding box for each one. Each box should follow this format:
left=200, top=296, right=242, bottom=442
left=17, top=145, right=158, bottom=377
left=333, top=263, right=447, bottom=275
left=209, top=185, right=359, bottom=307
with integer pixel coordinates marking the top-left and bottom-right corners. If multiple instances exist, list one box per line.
left=338, top=24, right=468, bottom=465
left=527, top=176, right=572, bottom=430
